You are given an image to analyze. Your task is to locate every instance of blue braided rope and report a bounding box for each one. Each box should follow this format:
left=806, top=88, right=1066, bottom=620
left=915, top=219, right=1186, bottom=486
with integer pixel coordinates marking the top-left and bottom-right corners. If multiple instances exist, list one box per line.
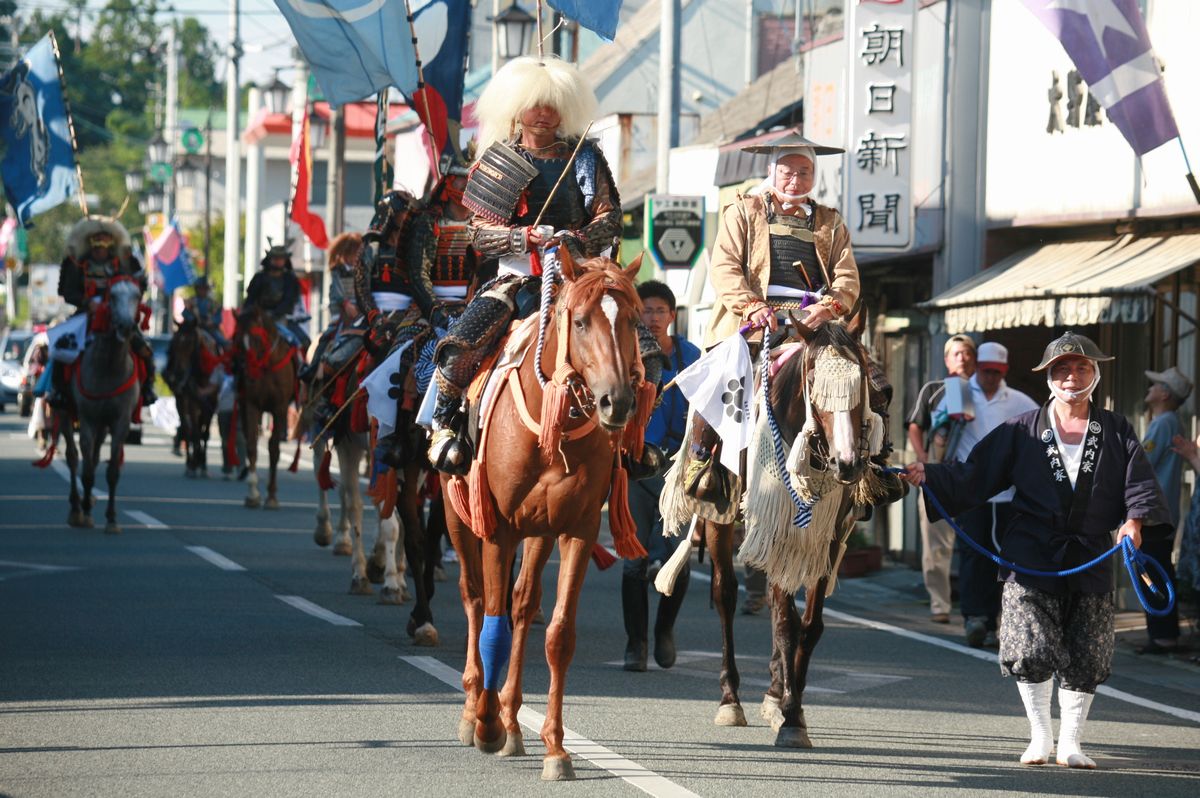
left=885, top=468, right=1176, bottom=616
left=761, top=339, right=813, bottom=528
left=533, top=246, right=559, bottom=388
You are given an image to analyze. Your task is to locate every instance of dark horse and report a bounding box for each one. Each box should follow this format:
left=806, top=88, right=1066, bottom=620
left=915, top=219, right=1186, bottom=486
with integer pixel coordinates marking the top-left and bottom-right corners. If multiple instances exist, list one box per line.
left=166, top=319, right=220, bottom=478
left=697, top=319, right=896, bottom=747
left=233, top=305, right=298, bottom=509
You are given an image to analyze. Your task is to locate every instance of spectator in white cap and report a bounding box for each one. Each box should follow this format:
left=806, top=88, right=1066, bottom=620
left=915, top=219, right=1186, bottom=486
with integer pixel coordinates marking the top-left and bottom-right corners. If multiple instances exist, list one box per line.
left=934, top=340, right=1038, bottom=647
left=1139, top=365, right=1192, bottom=653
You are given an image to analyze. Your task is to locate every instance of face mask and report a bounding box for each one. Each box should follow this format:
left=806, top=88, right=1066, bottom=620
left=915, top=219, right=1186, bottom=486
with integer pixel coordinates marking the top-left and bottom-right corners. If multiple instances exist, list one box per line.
left=1047, top=368, right=1100, bottom=404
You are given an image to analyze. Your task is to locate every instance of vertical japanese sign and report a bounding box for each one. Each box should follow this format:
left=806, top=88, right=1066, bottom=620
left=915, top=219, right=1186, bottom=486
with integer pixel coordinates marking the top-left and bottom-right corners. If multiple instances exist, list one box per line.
left=845, top=0, right=916, bottom=249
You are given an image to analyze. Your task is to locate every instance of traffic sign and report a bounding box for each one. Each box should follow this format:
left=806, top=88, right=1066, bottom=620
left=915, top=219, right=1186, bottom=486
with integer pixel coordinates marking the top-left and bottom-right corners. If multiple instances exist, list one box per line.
left=148, top=162, right=173, bottom=183
left=644, top=194, right=705, bottom=269
left=181, top=128, right=203, bottom=154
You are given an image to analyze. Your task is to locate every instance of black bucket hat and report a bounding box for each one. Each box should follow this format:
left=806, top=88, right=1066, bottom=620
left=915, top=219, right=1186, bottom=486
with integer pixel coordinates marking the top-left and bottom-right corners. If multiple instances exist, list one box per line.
left=1032, top=331, right=1114, bottom=371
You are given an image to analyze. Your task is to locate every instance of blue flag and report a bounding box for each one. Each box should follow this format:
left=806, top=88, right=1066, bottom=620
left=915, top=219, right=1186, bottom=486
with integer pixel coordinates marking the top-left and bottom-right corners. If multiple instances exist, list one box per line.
left=547, top=0, right=624, bottom=41
left=149, top=218, right=196, bottom=296
left=413, top=0, right=471, bottom=121
left=0, top=33, right=79, bottom=227
left=273, top=1, right=419, bottom=108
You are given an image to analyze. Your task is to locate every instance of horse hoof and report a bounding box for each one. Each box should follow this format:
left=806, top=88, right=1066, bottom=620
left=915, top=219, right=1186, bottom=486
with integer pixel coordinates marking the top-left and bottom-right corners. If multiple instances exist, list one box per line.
left=497, top=731, right=525, bottom=757
left=774, top=726, right=814, bottom=749
left=401, top=586, right=413, bottom=603
left=313, top=524, right=333, bottom=547
left=458, top=717, right=476, bottom=746
left=541, top=756, right=575, bottom=781
left=378, top=586, right=405, bottom=605
left=67, top=512, right=87, bottom=528
left=413, top=623, right=439, bottom=647
left=81, top=515, right=94, bottom=529
left=244, top=497, right=260, bottom=509
left=760, top=694, right=780, bottom=722
left=263, top=497, right=280, bottom=510
left=332, top=540, right=352, bottom=557
left=104, top=522, right=121, bottom=535
left=366, top=558, right=386, bottom=584
left=474, top=728, right=507, bottom=754
left=714, top=703, right=748, bottom=727
left=350, top=576, right=373, bottom=596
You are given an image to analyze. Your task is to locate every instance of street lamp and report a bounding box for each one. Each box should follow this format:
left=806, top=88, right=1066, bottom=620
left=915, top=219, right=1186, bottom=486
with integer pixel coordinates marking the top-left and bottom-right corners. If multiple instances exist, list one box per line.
left=263, top=73, right=290, bottom=115
left=125, top=171, right=145, bottom=193
left=147, top=133, right=168, bottom=166
left=495, top=2, right=536, bottom=60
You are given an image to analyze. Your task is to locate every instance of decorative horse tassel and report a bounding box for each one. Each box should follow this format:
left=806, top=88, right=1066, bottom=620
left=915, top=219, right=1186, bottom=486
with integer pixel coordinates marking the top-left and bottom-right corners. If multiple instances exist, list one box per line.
left=468, top=460, right=497, bottom=540
left=621, top=380, right=657, bottom=461
left=538, top=363, right=575, bottom=461
left=31, top=415, right=59, bottom=469
left=288, top=438, right=301, bottom=473
left=590, top=543, right=618, bottom=570
left=654, top=515, right=697, bottom=596
left=446, top=474, right=472, bottom=528
left=608, top=453, right=647, bottom=559
left=316, top=447, right=337, bottom=490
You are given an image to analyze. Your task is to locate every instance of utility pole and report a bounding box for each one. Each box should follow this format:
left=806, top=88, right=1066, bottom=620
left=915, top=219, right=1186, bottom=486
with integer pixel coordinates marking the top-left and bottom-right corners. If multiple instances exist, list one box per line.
left=164, top=23, right=178, bottom=220
left=243, top=86, right=263, bottom=288
left=744, top=0, right=755, bottom=87
left=203, top=110, right=213, bottom=276
left=222, top=0, right=242, bottom=311
left=655, top=0, right=680, bottom=194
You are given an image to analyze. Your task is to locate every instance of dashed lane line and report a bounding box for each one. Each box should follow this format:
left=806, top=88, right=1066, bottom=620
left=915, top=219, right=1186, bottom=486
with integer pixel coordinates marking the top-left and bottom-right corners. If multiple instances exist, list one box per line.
left=49, top=459, right=107, bottom=500
left=401, top=655, right=702, bottom=798
left=275, top=595, right=361, bottom=627
left=690, top=569, right=1200, bottom=726
left=124, top=509, right=168, bottom=529
left=185, top=545, right=247, bottom=572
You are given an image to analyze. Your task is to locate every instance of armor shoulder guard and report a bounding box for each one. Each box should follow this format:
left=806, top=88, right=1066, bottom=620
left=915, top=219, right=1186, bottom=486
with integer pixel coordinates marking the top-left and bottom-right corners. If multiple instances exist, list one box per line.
left=463, top=142, right=539, bottom=225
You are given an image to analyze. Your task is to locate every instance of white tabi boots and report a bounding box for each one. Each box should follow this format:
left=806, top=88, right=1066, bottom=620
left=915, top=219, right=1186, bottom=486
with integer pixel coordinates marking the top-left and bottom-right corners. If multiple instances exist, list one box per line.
left=1056, top=688, right=1097, bottom=768
left=1016, top=680, right=1054, bottom=764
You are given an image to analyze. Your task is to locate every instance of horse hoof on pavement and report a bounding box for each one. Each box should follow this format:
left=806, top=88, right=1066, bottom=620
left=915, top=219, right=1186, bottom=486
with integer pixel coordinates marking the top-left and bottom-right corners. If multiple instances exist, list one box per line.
left=714, top=703, right=747, bottom=727
left=761, top=694, right=779, bottom=721
left=313, top=523, right=332, bottom=547
left=458, top=717, right=476, bottom=746
left=68, top=511, right=88, bottom=528
left=350, top=576, right=373, bottom=596
left=244, top=497, right=260, bottom=509
left=264, top=497, right=280, bottom=510
left=541, top=756, right=575, bottom=781
left=474, top=728, right=507, bottom=754
left=401, top=584, right=413, bottom=603
left=497, top=731, right=525, bottom=757
left=378, top=586, right=405, bottom=605
left=104, top=522, right=121, bottom=535
left=332, top=540, right=352, bottom=557
left=413, top=622, right=439, bottom=647
left=774, top=726, right=813, bottom=749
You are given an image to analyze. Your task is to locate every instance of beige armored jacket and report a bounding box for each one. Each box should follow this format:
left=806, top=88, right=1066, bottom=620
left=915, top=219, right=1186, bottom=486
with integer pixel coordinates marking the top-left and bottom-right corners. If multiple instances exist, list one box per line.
left=703, top=193, right=860, bottom=349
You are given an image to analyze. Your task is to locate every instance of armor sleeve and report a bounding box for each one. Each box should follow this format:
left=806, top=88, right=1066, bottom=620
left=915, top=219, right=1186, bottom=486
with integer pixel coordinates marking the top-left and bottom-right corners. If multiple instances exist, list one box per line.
left=354, top=247, right=378, bottom=315
left=567, top=146, right=622, bottom=259
left=277, top=271, right=300, bottom=317
left=245, top=272, right=264, bottom=306
left=405, top=212, right=440, bottom=318
left=470, top=219, right=526, bottom=258
left=58, top=257, right=86, bottom=308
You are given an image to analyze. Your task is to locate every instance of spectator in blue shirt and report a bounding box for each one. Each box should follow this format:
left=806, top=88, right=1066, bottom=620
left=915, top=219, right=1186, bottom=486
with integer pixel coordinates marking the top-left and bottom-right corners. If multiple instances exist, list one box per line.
left=622, top=280, right=701, bottom=672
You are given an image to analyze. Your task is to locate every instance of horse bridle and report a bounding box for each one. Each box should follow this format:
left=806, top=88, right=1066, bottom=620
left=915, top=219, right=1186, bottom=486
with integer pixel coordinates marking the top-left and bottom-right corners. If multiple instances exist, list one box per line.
left=798, top=342, right=874, bottom=479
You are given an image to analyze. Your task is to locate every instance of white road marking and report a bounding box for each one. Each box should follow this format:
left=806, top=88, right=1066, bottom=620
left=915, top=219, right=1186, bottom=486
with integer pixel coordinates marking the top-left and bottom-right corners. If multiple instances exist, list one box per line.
left=0, top=559, right=81, bottom=582
left=275, top=595, right=361, bottom=627
left=691, top=569, right=1200, bottom=726
left=185, top=546, right=246, bottom=572
left=401, top=655, right=701, bottom=798
left=49, top=459, right=107, bottom=500
left=124, top=509, right=167, bottom=529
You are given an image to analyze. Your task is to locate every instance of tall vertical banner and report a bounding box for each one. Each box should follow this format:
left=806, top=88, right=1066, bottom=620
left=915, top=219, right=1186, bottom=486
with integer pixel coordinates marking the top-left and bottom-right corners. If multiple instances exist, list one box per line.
left=845, top=0, right=916, bottom=250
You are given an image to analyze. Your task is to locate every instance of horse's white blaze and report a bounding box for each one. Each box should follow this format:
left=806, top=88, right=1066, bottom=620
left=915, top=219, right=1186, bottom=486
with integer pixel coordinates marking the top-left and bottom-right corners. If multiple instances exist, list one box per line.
left=833, top=410, right=855, bottom=463
left=600, top=294, right=625, bottom=379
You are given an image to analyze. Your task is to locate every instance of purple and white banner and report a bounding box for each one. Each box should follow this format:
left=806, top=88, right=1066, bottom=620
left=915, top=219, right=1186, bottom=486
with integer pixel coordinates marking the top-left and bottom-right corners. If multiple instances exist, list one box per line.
left=1021, top=0, right=1179, bottom=156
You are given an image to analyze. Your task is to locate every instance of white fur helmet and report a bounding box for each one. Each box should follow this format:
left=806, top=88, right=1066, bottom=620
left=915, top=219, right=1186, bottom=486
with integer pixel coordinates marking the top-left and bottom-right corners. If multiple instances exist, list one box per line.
left=65, top=216, right=133, bottom=267
left=475, top=56, right=597, bottom=154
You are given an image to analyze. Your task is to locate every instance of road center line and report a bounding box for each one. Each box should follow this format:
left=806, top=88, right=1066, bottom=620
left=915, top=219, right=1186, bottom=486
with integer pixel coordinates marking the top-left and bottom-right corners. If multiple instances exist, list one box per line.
left=125, top=509, right=168, bottom=529
left=275, top=595, right=361, bottom=627
left=185, top=545, right=247, bottom=572
left=401, top=655, right=701, bottom=798
left=689, top=569, right=1200, bottom=726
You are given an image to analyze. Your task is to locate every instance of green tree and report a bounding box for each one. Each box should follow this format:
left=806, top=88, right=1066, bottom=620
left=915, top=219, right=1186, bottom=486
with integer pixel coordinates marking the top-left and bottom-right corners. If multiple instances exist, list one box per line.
left=176, top=17, right=224, bottom=109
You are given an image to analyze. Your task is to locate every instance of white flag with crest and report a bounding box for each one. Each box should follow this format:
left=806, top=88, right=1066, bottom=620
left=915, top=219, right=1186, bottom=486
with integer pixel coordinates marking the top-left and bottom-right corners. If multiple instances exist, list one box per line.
left=360, top=339, right=414, bottom=439
left=674, top=332, right=755, bottom=473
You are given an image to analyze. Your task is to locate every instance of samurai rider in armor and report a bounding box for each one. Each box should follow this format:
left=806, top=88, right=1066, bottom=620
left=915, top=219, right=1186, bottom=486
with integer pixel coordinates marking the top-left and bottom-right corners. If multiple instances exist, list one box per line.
left=182, top=276, right=228, bottom=349
left=428, top=55, right=666, bottom=476
left=244, top=244, right=310, bottom=355
left=356, top=189, right=434, bottom=466
left=299, top=232, right=366, bottom=388
left=50, top=217, right=157, bottom=408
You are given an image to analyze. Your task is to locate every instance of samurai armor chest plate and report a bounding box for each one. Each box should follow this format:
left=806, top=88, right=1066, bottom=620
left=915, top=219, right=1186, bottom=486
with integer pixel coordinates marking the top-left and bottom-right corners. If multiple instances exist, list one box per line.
left=767, top=215, right=822, bottom=293
left=370, top=248, right=413, bottom=295
left=516, top=157, right=586, bottom=231
left=433, top=221, right=474, bottom=286
left=463, top=142, right=539, bottom=225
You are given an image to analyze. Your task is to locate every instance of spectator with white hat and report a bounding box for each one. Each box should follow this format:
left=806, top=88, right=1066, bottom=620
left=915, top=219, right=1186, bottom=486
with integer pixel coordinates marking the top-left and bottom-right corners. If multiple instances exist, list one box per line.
left=934, top=341, right=1038, bottom=647
left=1139, top=365, right=1192, bottom=653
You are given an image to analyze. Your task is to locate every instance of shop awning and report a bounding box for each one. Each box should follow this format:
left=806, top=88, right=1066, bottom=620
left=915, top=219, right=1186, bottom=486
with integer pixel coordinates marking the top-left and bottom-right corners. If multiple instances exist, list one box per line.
left=920, top=233, right=1200, bottom=334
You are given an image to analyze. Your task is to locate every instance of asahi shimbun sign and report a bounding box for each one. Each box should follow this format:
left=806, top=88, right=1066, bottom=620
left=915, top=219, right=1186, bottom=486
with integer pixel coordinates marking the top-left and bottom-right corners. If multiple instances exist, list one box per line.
left=845, top=0, right=916, bottom=249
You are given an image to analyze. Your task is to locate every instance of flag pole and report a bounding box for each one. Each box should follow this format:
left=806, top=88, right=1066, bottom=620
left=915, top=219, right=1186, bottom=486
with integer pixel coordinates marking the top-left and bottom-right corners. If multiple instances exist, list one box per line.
left=47, top=31, right=89, bottom=218
left=536, top=0, right=545, bottom=58
left=1179, top=138, right=1200, bottom=205
left=403, top=0, right=443, bottom=185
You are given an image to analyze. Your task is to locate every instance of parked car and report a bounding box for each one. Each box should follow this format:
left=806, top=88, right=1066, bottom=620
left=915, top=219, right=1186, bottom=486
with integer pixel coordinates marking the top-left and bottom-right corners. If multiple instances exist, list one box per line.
left=0, top=329, right=33, bottom=413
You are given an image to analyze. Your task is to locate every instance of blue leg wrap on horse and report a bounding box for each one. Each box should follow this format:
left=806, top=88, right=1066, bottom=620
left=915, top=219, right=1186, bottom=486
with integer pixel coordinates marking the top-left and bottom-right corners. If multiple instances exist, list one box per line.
left=480, top=615, right=512, bottom=691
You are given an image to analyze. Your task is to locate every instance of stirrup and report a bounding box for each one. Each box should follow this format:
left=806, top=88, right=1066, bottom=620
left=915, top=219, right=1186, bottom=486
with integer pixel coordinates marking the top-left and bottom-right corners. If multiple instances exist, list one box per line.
left=429, top=428, right=473, bottom=476
left=626, top=442, right=668, bottom=481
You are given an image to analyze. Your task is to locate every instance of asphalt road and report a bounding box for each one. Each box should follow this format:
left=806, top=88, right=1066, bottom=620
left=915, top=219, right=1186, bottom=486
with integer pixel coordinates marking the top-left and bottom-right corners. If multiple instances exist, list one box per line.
left=1, top=413, right=1198, bottom=797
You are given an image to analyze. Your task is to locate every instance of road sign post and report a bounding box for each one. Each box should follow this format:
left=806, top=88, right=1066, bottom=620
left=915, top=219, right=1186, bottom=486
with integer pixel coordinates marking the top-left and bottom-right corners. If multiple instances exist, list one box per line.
left=644, top=194, right=705, bottom=273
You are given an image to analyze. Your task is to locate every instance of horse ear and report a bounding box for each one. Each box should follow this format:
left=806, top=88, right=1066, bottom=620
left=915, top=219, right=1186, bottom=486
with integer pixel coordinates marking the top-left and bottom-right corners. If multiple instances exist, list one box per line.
left=786, top=311, right=815, bottom=343
left=622, top=252, right=644, bottom=283
left=558, top=245, right=579, bottom=281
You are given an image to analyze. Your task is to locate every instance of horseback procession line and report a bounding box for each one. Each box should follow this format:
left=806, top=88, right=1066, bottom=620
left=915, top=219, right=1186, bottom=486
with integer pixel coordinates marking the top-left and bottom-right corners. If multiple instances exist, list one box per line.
left=12, top=17, right=1193, bottom=791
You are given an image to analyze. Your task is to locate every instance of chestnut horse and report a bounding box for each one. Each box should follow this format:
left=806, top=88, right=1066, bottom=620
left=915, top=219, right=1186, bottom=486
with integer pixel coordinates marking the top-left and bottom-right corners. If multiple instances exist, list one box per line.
left=234, top=306, right=298, bottom=509
left=694, top=320, right=895, bottom=747
left=442, top=250, right=651, bottom=782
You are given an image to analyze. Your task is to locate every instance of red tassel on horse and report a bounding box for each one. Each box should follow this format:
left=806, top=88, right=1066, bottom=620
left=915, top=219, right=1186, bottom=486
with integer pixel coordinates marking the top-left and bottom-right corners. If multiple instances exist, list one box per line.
left=608, top=454, right=647, bottom=559
left=288, top=438, right=301, bottom=473
left=590, top=543, right=618, bottom=570
left=468, top=460, right=497, bottom=540
left=446, top=474, right=471, bottom=528
left=317, top=447, right=336, bottom=490
left=31, top=413, right=59, bottom=468
left=538, top=364, right=576, bottom=462
left=621, top=380, right=657, bottom=460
